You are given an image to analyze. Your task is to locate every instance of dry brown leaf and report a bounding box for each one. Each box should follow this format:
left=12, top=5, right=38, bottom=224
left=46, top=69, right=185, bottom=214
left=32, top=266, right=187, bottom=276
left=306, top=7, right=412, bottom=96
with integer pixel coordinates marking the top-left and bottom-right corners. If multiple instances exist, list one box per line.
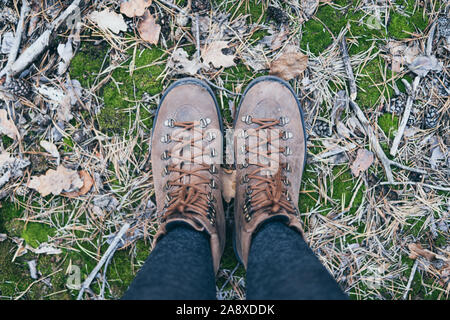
left=202, top=41, right=236, bottom=69
left=222, top=169, right=236, bottom=203
left=120, top=0, right=152, bottom=18
left=269, top=52, right=308, bottom=80
left=0, top=109, right=19, bottom=140
left=350, top=149, right=374, bottom=177
left=28, top=165, right=84, bottom=197
left=408, top=243, right=436, bottom=261
left=88, top=9, right=128, bottom=34
left=138, top=10, right=161, bottom=45
left=63, top=170, right=94, bottom=198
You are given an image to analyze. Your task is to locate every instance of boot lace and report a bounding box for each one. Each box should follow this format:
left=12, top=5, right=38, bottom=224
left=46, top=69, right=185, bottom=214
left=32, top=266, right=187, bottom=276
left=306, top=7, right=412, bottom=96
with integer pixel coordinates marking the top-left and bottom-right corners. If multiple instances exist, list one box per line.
left=239, top=116, right=296, bottom=222
left=160, top=119, right=217, bottom=224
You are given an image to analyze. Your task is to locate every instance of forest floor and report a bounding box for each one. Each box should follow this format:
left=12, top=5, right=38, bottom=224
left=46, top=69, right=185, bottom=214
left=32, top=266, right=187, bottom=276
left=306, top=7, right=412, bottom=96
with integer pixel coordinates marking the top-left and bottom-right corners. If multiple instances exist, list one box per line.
left=0, top=0, right=448, bottom=300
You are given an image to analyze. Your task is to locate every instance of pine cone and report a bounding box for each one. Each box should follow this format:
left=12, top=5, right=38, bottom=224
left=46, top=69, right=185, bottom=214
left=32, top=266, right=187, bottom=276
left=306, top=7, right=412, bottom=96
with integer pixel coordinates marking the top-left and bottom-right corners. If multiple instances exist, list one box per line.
left=385, top=93, right=406, bottom=115
left=191, top=0, right=211, bottom=13
left=5, top=78, right=31, bottom=97
left=423, top=107, right=439, bottom=129
left=0, top=7, right=18, bottom=25
left=267, top=6, right=289, bottom=25
left=314, top=120, right=331, bottom=137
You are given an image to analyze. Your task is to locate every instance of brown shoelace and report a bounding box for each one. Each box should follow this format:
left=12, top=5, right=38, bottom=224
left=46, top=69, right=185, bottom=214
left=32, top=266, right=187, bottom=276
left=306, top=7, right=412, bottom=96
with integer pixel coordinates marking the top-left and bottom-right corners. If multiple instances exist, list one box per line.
left=243, top=118, right=295, bottom=216
left=161, top=121, right=215, bottom=222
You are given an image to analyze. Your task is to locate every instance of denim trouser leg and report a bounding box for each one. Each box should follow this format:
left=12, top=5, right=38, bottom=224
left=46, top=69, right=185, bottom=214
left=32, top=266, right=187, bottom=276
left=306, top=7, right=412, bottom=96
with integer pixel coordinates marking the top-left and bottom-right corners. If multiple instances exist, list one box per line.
left=122, top=224, right=216, bottom=300
left=246, top=221, right=348, bottom=300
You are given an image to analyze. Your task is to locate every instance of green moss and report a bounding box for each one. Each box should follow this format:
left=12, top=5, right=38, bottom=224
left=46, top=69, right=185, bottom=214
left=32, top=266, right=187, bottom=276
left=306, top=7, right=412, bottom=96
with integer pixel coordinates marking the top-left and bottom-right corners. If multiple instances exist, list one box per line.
left=0, top=201, right=23, bottom=233
left=98, top=47, right=166, bottom=133
left=388, top=0, right=428, bottom=39
left=301, top=19, right=333, bottom=55
left=330, top=166, right=364, bottom=215
left=0, top=240, right=34, bottom=298
left=378, top=113, right=399, bottom=140
left=21, top=222, right=56, bottom=248
left=69, top=42, right=108, bottom=88
left=298, top=165, right=320, bottom=214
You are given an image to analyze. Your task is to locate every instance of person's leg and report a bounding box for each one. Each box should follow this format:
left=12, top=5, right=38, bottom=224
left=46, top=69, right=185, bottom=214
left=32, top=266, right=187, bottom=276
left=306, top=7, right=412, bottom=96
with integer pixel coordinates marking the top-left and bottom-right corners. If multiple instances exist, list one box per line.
left=123, top=224, right=216, bottom=300
left=246, top=220, right=348, bottom=300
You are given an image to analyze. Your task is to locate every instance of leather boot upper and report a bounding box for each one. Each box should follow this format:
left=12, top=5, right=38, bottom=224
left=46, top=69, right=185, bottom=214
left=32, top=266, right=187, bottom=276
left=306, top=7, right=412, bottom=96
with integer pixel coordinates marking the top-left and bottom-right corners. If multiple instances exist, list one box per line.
left=233, top=76, right=307, bottom=268
left=151, top=79, right=225, bottom=273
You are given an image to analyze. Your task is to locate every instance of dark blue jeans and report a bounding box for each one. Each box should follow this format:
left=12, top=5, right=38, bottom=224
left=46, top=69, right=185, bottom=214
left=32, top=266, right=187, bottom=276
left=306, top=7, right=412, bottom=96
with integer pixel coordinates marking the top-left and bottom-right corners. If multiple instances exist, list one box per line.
left=122, top=221, right=347, bottom=300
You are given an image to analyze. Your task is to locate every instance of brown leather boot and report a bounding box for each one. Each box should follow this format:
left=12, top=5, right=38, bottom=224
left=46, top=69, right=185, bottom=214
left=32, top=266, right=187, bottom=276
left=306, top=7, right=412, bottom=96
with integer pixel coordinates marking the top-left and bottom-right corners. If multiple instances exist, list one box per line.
left=151, top=78, right=225, bottom=273
left=233, top=76, right=307, bottom=268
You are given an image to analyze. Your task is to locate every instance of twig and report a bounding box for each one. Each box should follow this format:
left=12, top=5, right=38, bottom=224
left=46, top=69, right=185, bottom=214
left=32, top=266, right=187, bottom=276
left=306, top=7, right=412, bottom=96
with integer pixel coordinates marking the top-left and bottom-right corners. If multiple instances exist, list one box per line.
left=77, top=223, right=130, bottom=300
left=389, top=76, right=420, bottom=156
left=0, top=0, right=82, bottom=77
left=349, top=100, right=394, bottom=183
left=2, top=0, right=31, bottom=80
left=403, top=260, right=418, bottom=300
left=339, top=37, right=357, bottom=101
left=380, top=181, right=450, bottom=192
left=15, top=269, right=62, bottom=300
left=195, top=13, right=201, bottom=60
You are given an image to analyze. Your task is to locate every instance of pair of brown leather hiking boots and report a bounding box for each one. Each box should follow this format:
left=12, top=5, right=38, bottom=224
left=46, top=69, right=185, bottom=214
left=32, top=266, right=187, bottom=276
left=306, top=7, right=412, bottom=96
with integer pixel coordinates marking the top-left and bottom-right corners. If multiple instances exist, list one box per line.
left=151, top=76, right=307, bottom=273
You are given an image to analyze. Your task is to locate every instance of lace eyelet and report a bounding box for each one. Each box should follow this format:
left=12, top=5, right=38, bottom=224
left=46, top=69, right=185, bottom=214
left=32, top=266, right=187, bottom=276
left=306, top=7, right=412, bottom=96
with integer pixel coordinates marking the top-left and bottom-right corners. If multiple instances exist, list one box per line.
left=161, top=150, right=170, bottom=160
left=164, top=119, right=175, bottom=127
left=200, top=118, right=211, bottom=128
left=242, top=115, right=252, bottom=124
left=283, top=147, right=292, bottom=156
left=209, top=164, right=217, bottom=174
left=282, top=131, right=293, bottom=140
left=162, top=165, right=170, bottom=176
left=206, top=131, right=216, bottom=141
left=160, top=134, right=171, bottom=143
left=284, top=163, right=291, bottom=172
left=279, top=116, right=289, bottom=126
left=209, top=179, right=217, bottom=189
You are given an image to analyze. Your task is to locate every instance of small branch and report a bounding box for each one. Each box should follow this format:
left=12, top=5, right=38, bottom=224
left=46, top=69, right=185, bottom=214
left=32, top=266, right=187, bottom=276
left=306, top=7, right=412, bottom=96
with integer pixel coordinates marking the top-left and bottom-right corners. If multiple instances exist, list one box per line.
left=77, top=223, right=130, bottom=300
left=339, top=37, right=357, bottom=101
left=349, top=100, right=394, bottom=183
left=390, top=76, right=420, bottom=156
left=1, top=0, right=31, bottom=80
left=0, top=0, right=82, bottom=77
left=403, top=260, right=418, bottom=300
left=426, top=21, right=437, bottom=56
left=380, top=181, right=450, bottom=192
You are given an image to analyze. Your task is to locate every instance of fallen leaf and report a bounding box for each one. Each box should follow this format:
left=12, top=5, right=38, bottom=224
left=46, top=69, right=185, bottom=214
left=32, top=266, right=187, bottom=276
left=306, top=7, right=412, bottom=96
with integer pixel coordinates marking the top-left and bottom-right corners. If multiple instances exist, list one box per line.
left=202, top=41, right=236, bottom=68
left=26, top=243, right=62, bottom=255
left=89, top=9, right=128, bottom=34
left=40, top=140, right=59, bottom=159
left=269, top=52, right=308, bottom=80
left=63, top=171, right=94, bottom=198
left=0, top=152, right=30, bottom=187
left=28, top=165, right=84, bottom=197
left=57, top=39, right=74, bottom=75
left=386, top=41, right=420, bottom=72
left=350, top=149, right=374, bottom=177
left=408, top=243, right=436, bottom=261
left=408, top=55, right=443, bottom=77
left=0, top=109, right=19, bottom=140
left=168, top=48, right=206, bottom=75
left=120, top=0, right=152, bottom=17
left=222, top=169, right=236, bottom=203
left=138, top=10, right=161, bottom=45
left=0, top=31, right=14, bottom=54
